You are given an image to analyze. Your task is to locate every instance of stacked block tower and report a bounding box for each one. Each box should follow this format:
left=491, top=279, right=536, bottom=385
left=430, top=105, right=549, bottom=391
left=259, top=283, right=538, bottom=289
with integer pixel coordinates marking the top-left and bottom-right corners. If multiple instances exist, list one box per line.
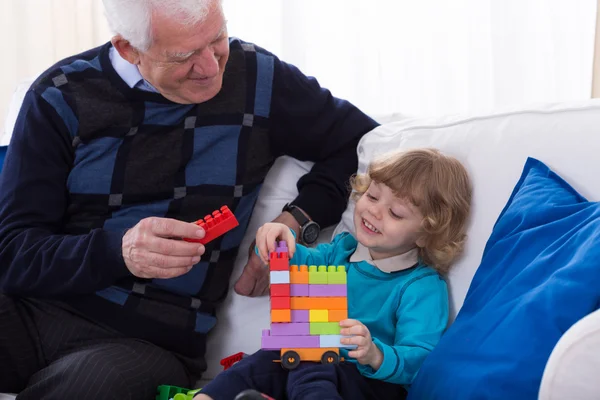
left=261, top=241, right=355, bottom=369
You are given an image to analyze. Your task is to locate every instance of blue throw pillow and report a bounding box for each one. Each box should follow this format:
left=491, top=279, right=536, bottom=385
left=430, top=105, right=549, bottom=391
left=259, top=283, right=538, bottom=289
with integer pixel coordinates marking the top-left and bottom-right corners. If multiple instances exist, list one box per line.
left=0, top=146, right=6, bottom=173
left=408, top=157, right=600, bottom=399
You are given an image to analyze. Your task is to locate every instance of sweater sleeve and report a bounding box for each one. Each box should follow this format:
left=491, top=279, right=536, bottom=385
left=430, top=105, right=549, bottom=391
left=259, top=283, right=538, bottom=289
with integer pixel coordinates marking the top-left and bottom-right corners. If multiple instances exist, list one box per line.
left=0, top=88, right=131, bottom=297
left=357, top=272, right=449, bottom=385
left=269, top=55, right=378, bottom=229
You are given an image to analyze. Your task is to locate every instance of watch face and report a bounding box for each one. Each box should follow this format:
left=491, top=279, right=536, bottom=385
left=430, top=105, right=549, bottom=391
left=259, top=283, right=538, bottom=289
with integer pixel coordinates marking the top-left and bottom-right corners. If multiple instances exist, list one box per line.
left=303, top=223, right=320, bottom=244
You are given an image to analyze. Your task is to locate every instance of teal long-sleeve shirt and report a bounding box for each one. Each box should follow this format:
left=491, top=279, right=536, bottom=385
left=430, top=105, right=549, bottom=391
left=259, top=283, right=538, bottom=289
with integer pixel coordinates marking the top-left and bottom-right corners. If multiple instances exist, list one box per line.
left=289, top=232, right=449, bottom=387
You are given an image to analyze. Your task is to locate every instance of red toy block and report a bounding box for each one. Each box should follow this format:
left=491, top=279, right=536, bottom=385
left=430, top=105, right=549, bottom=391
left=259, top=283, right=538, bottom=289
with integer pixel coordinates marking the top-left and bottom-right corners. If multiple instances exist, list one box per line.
left=220, top=352, right=247, bottom=370
left=269, top=252, right=290, bottom=271
left=271, top=296, right=291, bottom=309
left=270, top=284, right=290, bottom=297
left=184, top=205, right=239, bottom=245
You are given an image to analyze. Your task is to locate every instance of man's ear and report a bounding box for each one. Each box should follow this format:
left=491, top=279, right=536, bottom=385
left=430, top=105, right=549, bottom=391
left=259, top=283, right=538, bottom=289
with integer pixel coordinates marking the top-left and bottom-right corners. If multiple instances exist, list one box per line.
left=111, top=36, right=141, bottom=65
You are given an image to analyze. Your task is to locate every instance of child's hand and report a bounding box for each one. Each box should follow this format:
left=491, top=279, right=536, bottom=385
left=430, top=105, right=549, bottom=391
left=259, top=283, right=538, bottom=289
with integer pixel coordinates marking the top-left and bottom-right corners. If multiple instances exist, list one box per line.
left=340, top=319, right=384, bottom=370
left=255, top=222, right=296, bottom=264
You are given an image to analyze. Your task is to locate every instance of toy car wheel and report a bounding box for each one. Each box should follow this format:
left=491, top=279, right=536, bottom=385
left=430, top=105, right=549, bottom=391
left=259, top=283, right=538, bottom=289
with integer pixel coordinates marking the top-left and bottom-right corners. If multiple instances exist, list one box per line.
left=321, top=351, right=339, bottom=365
left=281, top=350, right=301, bottom=370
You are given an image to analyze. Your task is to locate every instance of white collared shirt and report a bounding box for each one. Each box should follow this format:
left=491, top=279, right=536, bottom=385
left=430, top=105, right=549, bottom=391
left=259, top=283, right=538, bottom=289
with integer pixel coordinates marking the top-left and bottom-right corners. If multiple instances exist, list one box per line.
left=109, top=46, right=159, bottom=93
left=349, top=242, right=419, bottom=273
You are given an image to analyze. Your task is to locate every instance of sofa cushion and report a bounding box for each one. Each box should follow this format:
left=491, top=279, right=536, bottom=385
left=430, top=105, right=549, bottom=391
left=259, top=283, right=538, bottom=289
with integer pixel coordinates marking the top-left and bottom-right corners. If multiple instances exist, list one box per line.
left=407, top=157, right=600, bottom=398
left=0, top=146, right=6, bottom=173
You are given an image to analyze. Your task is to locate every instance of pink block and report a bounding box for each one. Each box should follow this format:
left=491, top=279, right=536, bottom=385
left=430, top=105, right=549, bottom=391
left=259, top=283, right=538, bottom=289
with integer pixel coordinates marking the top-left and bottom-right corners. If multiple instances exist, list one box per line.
left=308, top=284, right=347, bottom=297
left=261, top=332, right=320, bottom=350
left=291, top=310, right=310, bottom=322
left=271, top=323, right=310, bottom=336
left=290, top=284, right=309, bottom=296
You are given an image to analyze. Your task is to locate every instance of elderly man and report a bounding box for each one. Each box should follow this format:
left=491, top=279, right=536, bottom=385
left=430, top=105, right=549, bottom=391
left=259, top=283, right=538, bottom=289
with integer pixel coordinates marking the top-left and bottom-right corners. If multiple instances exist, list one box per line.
left=0, top=0, right=377, bottom=398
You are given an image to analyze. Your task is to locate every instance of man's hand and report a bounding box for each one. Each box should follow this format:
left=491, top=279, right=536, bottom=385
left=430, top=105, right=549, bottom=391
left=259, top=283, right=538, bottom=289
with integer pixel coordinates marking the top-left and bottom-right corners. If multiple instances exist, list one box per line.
left=122, top=217, right=206, bottom=279
left=234, top=211, right=301, bottom=297
left=340, top=319, right=384, bottom=370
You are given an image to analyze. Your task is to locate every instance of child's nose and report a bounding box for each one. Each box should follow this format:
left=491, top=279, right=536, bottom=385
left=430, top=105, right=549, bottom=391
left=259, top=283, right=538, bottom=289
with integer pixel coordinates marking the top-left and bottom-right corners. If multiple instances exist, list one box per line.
left=369, top=205, right=382, bottom=219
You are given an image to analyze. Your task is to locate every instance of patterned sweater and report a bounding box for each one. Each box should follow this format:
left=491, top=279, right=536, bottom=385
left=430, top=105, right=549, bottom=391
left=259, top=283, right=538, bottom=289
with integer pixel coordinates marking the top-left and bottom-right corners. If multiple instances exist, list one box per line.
left=0, top=38, right=377, bottom=359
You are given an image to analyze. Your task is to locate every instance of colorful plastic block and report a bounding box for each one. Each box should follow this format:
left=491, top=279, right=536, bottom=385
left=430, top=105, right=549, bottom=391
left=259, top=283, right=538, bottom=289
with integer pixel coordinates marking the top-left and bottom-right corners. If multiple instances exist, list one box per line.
left=319, top=335, right=357, bottom=349
left=269, top=250, right=290, bottom=272
left=328, top=309, right=348, bottom=322
left=270, top=271, right=290, bottom=284
left=156, top=385, right=201, bottom=400
left=308, top=284, right=347, bottom=297
left=310, top=322, right=341, bottom=335
left=290, top=265, right=309, bottom=284
left=271, top=296, right=291, bottom=309
left=280, top=347, right=339, bottom=363
left=309, top=309, right=329, bottom=322
left=271, top=309, right=291, bottom=323
left=291, top=309, right=310, bottom=322
left=261, top=330, right=320, bottom=349
left=184, top=205, right=239, bottom=244
left=327, top=265, right=347, bottom=284
left=290, top=297, right=347, bottom=310
left=270, top=322, right=310, bottom=336
left=220, top=352, right=247, bottom=370
left=308, top=265, right=328, bottom=284
left=270, top=283, right=290, bottom=297
left=290, top=284, right=309, bottom=296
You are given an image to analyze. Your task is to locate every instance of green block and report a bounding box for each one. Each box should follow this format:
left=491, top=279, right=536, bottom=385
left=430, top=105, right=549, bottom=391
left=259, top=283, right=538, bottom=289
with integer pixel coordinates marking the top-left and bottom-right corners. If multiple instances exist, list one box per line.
left=327, top=265, right=347, bottom=284
left=156, top=385, right=200, bottom=400
left=310, top=322, right=341, bottom=335
left=309, top=265, right=328, bottom=284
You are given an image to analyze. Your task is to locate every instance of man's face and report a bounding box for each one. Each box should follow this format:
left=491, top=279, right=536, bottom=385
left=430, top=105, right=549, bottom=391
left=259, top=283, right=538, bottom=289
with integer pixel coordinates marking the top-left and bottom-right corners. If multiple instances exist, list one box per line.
left=136, top=1, right=230, bottom=104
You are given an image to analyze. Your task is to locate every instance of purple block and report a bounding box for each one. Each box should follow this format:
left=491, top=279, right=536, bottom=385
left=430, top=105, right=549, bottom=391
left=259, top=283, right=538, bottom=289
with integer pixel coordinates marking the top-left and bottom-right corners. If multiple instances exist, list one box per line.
left=290, top=284, right=309, bottom=296
left=291, top=310, right=310, bottom=322
left=276, top=241, right=288, bottom=253
left=271, top=322, right=310, bottom=336
left=308, top=284, right=347, bottom=297
left=261, top=332, right=320, bottom=350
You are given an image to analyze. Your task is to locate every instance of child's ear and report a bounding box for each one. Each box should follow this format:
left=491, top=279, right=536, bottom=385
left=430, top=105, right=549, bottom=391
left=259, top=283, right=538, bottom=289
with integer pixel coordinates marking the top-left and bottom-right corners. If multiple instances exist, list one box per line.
left=416, top=235, right=426, bottom=248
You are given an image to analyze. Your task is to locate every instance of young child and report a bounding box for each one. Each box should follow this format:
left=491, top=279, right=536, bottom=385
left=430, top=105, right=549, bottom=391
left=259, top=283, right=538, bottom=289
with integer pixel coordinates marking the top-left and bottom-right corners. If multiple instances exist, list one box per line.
left=196, top=148, right=472, bottom=400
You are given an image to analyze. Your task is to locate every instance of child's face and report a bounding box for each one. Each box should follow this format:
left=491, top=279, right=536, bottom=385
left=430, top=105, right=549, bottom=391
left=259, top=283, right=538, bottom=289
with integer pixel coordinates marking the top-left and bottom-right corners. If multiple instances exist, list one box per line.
left=353, top=181, right=424, bottom=260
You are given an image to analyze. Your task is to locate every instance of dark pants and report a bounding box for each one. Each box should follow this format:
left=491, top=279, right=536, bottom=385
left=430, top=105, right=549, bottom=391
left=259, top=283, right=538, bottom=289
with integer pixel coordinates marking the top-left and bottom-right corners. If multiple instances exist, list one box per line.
left=0, top=294, right=196, bottom=400
left=200, top=350, right=408, bottom=400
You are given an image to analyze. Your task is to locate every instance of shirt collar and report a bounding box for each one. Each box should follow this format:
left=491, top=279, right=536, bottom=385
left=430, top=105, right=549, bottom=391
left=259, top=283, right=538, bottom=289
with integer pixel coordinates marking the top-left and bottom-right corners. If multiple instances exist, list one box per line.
left=349, top=242, right=419, bottom=273
left=109, top=46, right=159, bottom=93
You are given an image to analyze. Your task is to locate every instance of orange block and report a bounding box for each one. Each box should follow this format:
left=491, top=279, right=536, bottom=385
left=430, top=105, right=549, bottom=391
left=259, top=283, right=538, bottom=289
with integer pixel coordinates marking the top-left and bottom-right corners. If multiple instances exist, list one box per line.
left=290, top=297, right=347, bottom=310
left=290, top=265, right=309, bottom=284
left=271, top=309, right=291, bottom=323
left=328, top=309, right=348, bottom=322
left=271, top=296, right=291, bottom=309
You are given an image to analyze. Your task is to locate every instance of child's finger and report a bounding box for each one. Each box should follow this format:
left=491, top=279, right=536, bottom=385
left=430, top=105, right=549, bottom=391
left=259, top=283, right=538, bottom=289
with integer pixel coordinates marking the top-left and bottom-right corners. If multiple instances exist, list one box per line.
left=285, top=229, right=296, bottom=258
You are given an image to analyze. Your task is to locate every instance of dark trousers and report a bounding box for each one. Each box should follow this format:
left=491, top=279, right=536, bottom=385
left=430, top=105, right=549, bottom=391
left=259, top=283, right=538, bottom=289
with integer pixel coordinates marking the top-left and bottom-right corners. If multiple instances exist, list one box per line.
left=0, top=294, right=196, bottom=400
left=200, top=350, right=408, bottom=400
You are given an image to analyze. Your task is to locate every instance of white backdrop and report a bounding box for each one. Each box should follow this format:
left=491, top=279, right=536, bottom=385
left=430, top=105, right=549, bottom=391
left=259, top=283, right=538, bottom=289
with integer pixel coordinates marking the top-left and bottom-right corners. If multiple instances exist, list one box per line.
left=0, top=0, right=596, bottom=137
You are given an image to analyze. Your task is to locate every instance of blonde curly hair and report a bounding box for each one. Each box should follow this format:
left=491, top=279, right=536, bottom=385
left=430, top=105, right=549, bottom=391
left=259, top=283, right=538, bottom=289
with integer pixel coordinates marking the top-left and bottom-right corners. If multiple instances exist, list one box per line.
left=351, top=148, right=472, bottom=274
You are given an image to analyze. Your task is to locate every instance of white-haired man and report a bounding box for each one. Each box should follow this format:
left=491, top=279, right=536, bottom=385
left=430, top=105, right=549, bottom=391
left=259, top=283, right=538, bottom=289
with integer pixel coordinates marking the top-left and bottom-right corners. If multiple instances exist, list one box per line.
left=0, top=0, right=377, bottom=398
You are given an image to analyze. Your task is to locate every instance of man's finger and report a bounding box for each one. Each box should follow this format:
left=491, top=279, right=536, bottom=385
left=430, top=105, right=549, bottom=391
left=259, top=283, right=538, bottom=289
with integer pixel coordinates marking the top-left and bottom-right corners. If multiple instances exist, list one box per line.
left=147, top=236, right=205, bottom=257
left=147, top=253, right=201, bottom=269
left=146, top=217, right=205, bottom=239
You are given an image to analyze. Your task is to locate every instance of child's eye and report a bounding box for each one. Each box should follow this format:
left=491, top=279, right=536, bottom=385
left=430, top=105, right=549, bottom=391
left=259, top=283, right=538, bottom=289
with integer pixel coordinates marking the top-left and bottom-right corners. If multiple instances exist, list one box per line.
left=366, top=193, right=377, bottom=201
left=389, top=210, right=402, bottom=219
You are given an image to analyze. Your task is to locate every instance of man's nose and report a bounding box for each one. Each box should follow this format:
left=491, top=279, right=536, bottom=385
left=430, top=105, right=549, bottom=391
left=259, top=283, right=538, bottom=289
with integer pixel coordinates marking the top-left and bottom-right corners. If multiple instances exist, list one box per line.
left=192, top=47, right=219, bottom=77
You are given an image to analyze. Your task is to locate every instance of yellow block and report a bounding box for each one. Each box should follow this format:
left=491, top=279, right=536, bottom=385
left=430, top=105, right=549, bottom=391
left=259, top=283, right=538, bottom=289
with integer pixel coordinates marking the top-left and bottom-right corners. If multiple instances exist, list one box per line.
left=309, top=309, right=329, bottom=322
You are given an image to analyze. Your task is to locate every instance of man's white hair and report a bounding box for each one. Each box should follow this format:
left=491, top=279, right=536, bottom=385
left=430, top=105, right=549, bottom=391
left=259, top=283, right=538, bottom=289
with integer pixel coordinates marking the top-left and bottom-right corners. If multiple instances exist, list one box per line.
left=102, top=0, right=222, bottom=51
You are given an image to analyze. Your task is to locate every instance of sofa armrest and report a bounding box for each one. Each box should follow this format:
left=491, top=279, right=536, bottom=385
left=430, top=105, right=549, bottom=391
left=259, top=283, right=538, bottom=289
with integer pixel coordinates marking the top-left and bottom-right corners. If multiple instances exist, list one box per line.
left=539, top=308, right=600, bottom=399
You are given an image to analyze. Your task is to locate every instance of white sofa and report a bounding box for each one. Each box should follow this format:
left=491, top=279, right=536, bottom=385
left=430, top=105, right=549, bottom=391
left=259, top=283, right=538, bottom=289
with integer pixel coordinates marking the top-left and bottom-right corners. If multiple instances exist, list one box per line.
left=2, top=80, right=600, bottom=399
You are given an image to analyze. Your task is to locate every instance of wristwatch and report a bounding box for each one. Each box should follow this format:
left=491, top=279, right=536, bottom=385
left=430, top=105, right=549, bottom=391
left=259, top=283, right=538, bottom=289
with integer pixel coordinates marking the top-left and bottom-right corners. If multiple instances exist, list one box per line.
left=282, top=203, right=320, bottom=245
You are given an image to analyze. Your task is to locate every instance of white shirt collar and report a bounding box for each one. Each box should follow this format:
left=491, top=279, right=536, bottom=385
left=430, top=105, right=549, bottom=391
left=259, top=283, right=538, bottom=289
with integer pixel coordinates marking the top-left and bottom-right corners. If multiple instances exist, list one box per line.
left=109, top=46, right=158, bottom=93
left=349, top=242, right=419, bottom=273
